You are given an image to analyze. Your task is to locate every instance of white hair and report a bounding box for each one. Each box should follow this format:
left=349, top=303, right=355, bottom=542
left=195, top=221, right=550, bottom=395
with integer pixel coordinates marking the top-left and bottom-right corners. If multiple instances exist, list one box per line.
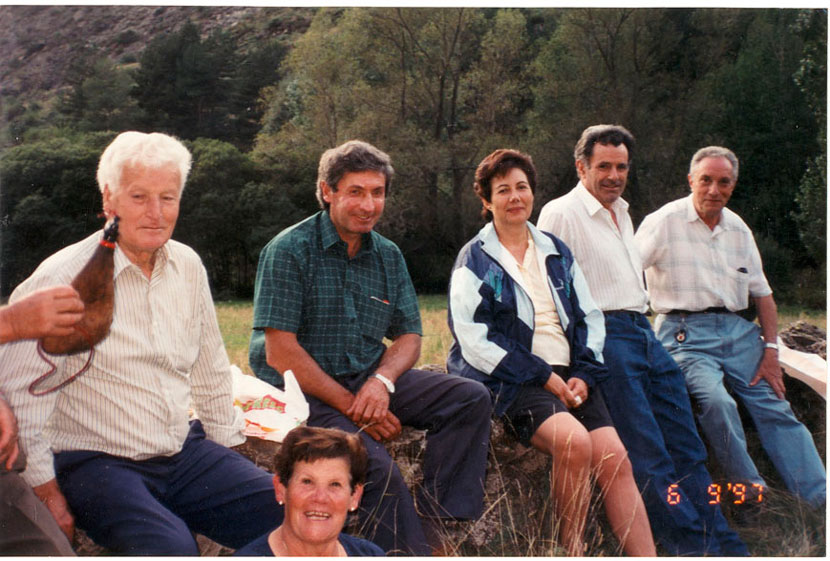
left=97, top=131, right=192, bottom=195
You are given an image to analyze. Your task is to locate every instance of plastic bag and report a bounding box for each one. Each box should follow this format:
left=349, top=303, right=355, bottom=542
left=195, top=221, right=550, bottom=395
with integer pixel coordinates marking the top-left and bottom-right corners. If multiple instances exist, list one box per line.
left=231, top=365, right=309, bottom=442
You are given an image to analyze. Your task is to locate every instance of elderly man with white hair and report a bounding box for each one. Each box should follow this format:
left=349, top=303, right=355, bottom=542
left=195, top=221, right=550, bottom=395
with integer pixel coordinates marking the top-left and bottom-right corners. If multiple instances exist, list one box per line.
left=0, top=132, right=283, bottom=554
left=635, top=146, right=825, bottom=509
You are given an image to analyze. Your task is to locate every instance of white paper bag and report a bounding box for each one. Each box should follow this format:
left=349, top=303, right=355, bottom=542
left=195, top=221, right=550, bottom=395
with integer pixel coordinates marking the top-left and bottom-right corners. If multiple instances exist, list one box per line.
left=232, top=365, right=309, bottom=442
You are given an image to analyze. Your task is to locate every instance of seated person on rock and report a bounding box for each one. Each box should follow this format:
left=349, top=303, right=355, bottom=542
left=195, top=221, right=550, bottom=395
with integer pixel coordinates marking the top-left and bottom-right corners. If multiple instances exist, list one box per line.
left=636, top=145, right=826, bottom=509
left=248, top=139, right=492, bottom=556
left=538, top=125, right=747, bottom=556
left=0, top=131, right=283, bottom=555
left=447, top=149, right=655, bottom=556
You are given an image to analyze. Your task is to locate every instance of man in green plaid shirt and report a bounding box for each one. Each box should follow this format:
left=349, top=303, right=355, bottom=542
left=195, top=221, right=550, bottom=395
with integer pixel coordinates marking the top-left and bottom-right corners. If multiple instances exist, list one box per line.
left=249, top=140, right=491, bottom=556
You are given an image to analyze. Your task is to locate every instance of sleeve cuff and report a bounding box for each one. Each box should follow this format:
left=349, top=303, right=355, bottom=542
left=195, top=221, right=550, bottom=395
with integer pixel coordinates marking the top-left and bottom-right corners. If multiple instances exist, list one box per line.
left=20, top=457, right=57, bottom=488
left=200, top=410, right=246, bottom=448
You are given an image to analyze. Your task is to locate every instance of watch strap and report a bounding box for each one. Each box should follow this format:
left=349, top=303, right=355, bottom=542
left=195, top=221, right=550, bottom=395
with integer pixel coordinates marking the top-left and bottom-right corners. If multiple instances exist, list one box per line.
left=373, top=373, right=395, bottom=394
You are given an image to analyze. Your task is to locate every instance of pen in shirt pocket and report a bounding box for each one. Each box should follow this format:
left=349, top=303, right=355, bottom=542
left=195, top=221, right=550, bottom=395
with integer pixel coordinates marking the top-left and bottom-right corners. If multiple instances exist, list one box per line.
left=370, top=296, right=390, bottom=305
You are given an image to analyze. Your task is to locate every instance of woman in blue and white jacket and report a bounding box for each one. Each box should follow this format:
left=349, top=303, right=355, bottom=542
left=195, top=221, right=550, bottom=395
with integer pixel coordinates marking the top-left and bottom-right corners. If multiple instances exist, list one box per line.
left=447, top=149, right=654, bottom=556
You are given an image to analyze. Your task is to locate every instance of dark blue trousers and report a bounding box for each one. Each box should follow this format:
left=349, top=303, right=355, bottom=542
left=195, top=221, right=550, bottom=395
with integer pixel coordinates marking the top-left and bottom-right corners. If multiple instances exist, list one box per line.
left=306, top=368, right=491, bottom=556
left=54, top=420, right=282, bottom=555
left=598, top=312, right=747, bottom=556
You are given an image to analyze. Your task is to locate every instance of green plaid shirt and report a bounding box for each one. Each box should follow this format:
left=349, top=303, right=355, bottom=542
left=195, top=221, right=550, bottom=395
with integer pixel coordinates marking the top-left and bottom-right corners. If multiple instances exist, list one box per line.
left=249, top=211, right=422, bottom=388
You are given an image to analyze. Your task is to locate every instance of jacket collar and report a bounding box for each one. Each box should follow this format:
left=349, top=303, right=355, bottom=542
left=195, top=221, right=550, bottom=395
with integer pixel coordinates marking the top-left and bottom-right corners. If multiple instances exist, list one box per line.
left=479, top=221, right=560, bottom=260
left=478, top=221, right=561, bottom=297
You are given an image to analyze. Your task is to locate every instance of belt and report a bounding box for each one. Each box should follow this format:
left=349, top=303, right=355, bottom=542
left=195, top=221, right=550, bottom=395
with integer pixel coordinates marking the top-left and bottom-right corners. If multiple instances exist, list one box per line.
left=665, top=307, right=732, bottom=315
left=604, top=309, right=650, bottom=317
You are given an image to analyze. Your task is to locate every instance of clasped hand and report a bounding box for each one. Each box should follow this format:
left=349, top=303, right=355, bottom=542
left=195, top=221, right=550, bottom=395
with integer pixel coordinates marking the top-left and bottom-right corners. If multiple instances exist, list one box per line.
left=6, top=286, right=84, bottom=341
left=544, top=372, right=589, bottom=409
left=346, top=377, right=401, bottom=441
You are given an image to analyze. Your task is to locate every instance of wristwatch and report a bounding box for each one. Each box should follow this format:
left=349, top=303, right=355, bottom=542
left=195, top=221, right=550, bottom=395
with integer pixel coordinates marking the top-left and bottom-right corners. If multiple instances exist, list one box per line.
left=373, top=373, right=395, bottom=394
left=764, top=341, right=779, bottom=351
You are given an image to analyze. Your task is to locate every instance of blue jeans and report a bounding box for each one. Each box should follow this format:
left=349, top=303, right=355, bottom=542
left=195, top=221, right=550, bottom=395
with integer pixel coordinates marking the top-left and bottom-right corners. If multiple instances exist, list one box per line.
left=599, top=311, right=747, bottom=556
left=656, top=312, right=826, bottom=507
left=54, top=420, right=282, bottom=555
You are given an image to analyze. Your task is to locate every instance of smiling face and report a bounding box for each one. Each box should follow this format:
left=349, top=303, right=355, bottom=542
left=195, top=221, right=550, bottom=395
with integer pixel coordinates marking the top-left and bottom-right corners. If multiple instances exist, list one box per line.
left=276, top=458, right=363, bottom=548
left=321, top=170, right=386, bottom=254
left=483, top=167, right=534, bottom=231
left=689, top=156, right=736, bottom=228
left=576, top=142, right=630, bottom=209
left=103, top=163, right=181, bottom=272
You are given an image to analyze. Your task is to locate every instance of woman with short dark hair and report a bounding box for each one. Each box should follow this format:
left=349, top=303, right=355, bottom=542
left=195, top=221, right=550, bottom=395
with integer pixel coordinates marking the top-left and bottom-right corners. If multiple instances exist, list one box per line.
left=234, top=426, right=384, bottom=556
left=448, top=149, right=655, bottom=556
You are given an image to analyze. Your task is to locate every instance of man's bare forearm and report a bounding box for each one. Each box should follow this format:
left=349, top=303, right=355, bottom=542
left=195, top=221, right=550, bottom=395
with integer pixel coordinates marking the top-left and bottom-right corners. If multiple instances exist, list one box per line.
left=264, top=328, right=354, bottom=414
left=374, top=333, right=421, bottom=383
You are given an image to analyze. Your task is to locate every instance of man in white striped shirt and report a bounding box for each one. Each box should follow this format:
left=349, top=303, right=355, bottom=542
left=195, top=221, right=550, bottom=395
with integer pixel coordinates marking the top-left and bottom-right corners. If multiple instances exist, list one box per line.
left=0, top=132, right=282, bottom=554
left=636, top=146, right=825, bottom=508
left=537, top=125, right=747, bottom=556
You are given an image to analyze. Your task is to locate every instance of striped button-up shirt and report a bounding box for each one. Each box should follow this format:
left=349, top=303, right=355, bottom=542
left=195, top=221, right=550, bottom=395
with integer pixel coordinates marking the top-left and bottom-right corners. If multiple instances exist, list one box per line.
left=0, top=232, right=244, bottom=486
left=634, top=195, right=772, bottom=314
left=537, top=182, right=649, bottom=313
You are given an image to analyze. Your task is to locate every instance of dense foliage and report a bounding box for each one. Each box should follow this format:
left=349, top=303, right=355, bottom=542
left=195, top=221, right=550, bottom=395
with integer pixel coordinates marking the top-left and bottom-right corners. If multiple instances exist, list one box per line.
left=1, top=7, right=825, bottom=303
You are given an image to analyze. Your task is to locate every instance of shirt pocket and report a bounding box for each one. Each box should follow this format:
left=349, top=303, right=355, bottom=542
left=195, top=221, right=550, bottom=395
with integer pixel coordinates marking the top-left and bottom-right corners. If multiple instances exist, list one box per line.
left=357, top=293, right=395, bottom=343
left=170, top=314, right=202, bottom=374
left=725, top=262, right=751, bottom=308
left=165, top=295, right=201, bottom=374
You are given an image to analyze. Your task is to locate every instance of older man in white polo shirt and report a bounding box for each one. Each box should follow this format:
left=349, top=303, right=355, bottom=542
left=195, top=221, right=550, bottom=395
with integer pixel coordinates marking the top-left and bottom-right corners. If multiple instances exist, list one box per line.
left=635, top=145, right=825, bottom=509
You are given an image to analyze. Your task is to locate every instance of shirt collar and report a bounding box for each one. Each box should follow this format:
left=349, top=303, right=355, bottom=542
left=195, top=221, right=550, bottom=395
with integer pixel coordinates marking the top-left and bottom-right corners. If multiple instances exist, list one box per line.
left=113, top=242, right=175, bottom=278
left=683, top=193, right=704, bottom=223
left=683, top=193, right=739, bottom=233
left=575, top=181, right=629, bottom=217
left=319, top=210, right=375, bottom=254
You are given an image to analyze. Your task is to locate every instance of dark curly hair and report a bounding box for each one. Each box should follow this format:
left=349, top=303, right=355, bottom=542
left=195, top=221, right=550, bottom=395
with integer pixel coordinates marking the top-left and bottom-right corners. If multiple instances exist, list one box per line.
left=315, top=140, right=394, bottom=210
left=275, top=426, right=369, bottom=491
left=473, top=149, right=537, bottom=222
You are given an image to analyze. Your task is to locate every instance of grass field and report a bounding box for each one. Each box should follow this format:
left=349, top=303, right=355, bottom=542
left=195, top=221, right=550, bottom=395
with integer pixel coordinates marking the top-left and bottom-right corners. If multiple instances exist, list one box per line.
left=215, top=296, right=826, bottom=373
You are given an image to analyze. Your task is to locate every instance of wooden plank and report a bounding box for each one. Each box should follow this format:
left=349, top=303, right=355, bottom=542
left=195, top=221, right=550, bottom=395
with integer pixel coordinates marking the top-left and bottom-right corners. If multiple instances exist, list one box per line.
left=778, top=337, right=826, bottom=400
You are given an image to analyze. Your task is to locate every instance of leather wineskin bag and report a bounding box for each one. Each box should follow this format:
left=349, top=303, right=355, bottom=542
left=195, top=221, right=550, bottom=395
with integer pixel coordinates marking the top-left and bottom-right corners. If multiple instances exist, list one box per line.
left=40, top=217, right=119, bottom=355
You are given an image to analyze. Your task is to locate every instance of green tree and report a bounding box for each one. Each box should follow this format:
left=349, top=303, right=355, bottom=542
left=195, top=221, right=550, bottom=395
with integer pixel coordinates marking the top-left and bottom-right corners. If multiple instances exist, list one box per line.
left=792, top=9, right=826, bottom=266
left=528, top=8, right=720, bottom=219
left=694, top=10, right=818, bottom=296
left=254, top=7, right=540, bottom=289
left=0, top=132, right=115, bottom=294
left=132, top=22, right=239, bottom=141
left=174, top=138, right=299, bottom=297
left=59, top=56, right=143, bottom=132
left=229, top=40, right=288, bottom=150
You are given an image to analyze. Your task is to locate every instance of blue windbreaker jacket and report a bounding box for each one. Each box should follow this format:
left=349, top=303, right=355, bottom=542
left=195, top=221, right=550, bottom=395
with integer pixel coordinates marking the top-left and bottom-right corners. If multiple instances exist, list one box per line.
left=447, top=222, right=607, bottom=415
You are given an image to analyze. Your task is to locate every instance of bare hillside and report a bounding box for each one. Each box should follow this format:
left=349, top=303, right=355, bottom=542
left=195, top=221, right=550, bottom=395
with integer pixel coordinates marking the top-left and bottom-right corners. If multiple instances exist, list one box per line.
left=0, top=5, right=311, bottom=101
